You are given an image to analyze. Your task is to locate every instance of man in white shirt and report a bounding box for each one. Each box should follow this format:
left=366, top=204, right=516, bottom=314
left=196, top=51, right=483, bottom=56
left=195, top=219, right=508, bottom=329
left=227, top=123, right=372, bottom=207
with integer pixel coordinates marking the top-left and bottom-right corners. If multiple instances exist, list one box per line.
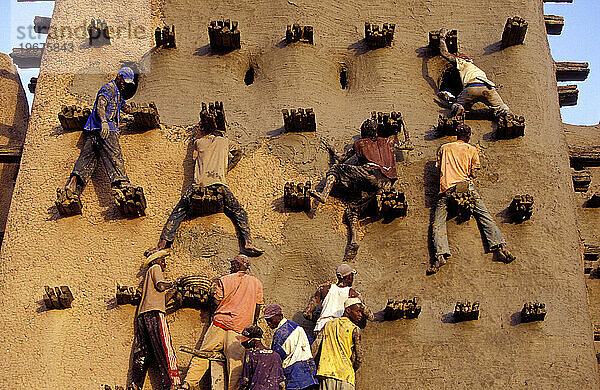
left=438, top=28, right=511, bottom=119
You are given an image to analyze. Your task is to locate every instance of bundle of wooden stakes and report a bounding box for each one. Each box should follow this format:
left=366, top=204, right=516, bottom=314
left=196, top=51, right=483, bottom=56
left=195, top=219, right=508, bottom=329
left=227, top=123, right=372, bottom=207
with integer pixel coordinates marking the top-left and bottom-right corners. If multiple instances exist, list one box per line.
left=372, top=111, right=404, bottom=137
left=58, top=105, right=91, bottom=132
left=208, top=20, right=241, bottom=51
left=429, top=30, right=458, bottom=54
left=112, top=183, right=147, bottom=217
left=448, top=182, right=476, bottom=221
left=155, top=25, right=176, bottom=48
left=501, top=16, right=528, bottom=48
left=509, top=194, right=533, bottom=222
left=571, top=169, right=591, bottom=192
left=55, top=187, right=82, bottom=215
left=437, top=114, right=464, bottom=136
left=376, top=188, right=408, bottom=218
left=365, top=23, right=394, bottom=48
left=129, top=102, right=160, bottom=131
left=495, top=113, right=525, bottom=139
left=190, top=186, right=225, bottom=215
left=43, top=286, right=74, bottom=310
left=284, top=182, right=312, bottom=211
left=200, top=101, right=227, bottom=132
left=116, top=284, right=142, bottom=305
left=454, top=301, right=479, bottom=322
left=87, top=18, right=110, bottom=46
left=383, top=297, right=421, bottom=320
left=282, top=108, right=316, bottom=132
left=286, top=24, right=313, bottom=44
left=520, top=302, right=546, bottom=322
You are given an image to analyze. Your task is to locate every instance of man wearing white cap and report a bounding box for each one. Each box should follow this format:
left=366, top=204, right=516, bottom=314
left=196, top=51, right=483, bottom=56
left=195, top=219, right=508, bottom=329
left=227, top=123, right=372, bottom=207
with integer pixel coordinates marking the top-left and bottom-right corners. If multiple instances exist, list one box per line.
left=311, top=298, right=365, bottom=390
left=130, top=250, right=181, bottom=390
left=179, top=254, right=264, bottom=390
left=303, top=264, right=372, bottom=335
left=58, top=66, right=142, bottom=215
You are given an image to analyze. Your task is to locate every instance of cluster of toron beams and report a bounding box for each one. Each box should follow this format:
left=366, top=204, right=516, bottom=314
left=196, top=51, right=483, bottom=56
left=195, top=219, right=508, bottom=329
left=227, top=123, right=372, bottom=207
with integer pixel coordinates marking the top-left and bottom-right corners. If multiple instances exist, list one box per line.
left=501, top=16, right=528, bottom=48
left=9, top=48, right=43, bottom=68
left=544, top=15, right=564, bottom=35
left=33, top=16, right=50, bottom=34
left=558, top=85, right=579, bottom=106
left=284, top=182, right=312, bottom=211
left=28, top=77, right=37, bottom=93
left=569, top=146, right=600, bottom=168
left=556, top=62, right=590, bottom=82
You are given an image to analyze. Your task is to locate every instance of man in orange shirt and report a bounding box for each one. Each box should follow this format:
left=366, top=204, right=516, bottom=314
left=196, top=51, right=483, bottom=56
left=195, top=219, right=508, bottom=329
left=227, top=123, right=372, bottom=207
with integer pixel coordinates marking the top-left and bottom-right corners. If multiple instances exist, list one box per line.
left=428, top=124, right=515, bottom=274
left=179, top=254, right=264, bottom=390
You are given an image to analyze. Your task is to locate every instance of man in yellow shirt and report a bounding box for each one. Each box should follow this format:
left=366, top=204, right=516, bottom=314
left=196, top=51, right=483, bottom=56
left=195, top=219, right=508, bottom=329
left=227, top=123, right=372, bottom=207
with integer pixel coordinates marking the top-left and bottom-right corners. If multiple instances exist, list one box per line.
left=311, top=298, right=364, bottom=390
left=438, top=28, right=511, bottom=119
left=428, top=124, right=515, bottom=274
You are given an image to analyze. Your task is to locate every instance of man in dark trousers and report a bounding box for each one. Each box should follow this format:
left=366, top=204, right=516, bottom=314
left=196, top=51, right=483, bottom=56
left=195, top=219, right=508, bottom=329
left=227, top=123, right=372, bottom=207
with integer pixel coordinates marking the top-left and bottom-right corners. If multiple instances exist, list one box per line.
left=179, top=254, right=263, bottom=390
left=146, top=119, right=263, bottom=257
left=303, top=264, right=372, bottom=335
left=263, top=304, right=318, bottom=390
left=309, top=119, right=410, bottom=258
left=130, top=249, right=181, bottom=390
left=437, top=28, right=511, bottom=119
left=58, top=67, right=141, bottom=215
left=238, top=325, right=285, bottom=390
left=311, top=298, right=365, bottom=390
left=428, top=123, right=515, bottom=274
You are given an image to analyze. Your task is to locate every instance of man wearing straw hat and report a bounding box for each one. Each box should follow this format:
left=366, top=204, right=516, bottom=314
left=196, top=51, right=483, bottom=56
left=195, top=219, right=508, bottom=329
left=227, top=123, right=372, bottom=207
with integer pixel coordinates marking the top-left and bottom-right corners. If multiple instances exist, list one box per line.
left=130, top=250, right=181, bottom=390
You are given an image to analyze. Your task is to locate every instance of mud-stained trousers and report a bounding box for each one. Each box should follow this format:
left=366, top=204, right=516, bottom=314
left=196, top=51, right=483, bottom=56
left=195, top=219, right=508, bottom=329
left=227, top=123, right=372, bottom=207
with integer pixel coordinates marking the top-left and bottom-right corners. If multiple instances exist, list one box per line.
left=319, top=377, right=355, bottom=390
left=131, top=311, right=181, bottom=390
left=328, top=163, right=390, bottom=194
left=452, top=85, right=510, bottom=117
left=432, top=182, right=505, bottom=257
left=160, top=184, right=250, bottom=243
left=183, top=323, right=246, bottom=390
left=70, top=130, right=129, bottom=187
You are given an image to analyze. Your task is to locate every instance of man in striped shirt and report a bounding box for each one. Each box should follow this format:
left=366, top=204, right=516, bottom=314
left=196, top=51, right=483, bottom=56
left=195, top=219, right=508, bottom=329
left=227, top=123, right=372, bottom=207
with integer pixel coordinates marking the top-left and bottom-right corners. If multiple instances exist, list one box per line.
left=263, top=304, right=318, bottom=390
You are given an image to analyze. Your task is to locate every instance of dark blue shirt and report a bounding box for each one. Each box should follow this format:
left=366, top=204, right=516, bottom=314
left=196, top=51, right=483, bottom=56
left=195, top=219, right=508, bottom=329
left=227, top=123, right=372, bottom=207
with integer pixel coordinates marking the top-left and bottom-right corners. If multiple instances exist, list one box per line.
left=241, top=346, right=285, bottom=390
left=84, top=80, right=125, bottom=133
left=272, top=320, right=318, bottom=389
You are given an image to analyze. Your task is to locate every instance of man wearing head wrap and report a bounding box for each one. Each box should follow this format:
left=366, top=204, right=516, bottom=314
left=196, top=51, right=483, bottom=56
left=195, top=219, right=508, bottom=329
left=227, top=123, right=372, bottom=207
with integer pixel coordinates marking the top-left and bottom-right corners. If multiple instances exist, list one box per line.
left=311, top=298, right=365, bottom=390
left=179, top=254, right=264, bottom=390
left=146, top=112, right=263, bottom=258
left=58, top=67, right=141, bottom=215
left=263, top=304, right=318, bottom=390
left=130, top=250, right=181, bottom=390
left=428, top=123, right=515, bottom=274
left=438, top=28, right=511, bottom=119
left=303, top=264, right=373, bottom=336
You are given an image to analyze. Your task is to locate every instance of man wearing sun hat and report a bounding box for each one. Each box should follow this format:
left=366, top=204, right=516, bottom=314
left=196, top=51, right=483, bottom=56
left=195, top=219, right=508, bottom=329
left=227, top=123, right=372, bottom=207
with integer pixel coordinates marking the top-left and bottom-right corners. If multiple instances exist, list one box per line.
left=130, top=249, right=181, bottom=390
left=179, top=254, right=264, bottom=390
left=58, top=66, right=143, bottom=215
left=437, top=28, right=511, bottom=119
left=303, top=264, right=373, bottom=335
left=263, top=304, right=318, bottom=389
left=311, top=298, right=365, bottom=390
left=238, top=325, right=285, bottom=390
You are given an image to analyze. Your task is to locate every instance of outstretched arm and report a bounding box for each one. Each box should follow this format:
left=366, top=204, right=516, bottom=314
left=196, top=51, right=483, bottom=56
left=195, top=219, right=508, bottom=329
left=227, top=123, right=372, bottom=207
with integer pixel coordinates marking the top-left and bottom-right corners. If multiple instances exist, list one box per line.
left=121, top=102, right=136, bottom=115
left=438, top=28, right=457, bottom=65
left=351, top=327, right=363, bottom=371
left=228, top=143, right=243, bottom=171
left=303, top=285, right=326, bottom=321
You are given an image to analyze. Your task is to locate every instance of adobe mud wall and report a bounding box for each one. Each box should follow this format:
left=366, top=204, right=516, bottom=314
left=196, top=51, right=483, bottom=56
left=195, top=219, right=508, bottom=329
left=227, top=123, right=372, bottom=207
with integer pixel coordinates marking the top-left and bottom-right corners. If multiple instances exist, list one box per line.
left=0, top=0, right=597, bottom=388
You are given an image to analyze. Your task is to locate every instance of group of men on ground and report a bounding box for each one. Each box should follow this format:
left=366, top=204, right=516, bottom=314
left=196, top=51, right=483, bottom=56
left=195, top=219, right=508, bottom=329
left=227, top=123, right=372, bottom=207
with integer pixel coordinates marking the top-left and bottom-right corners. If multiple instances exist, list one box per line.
left=131, top=252, right=367, bottom=390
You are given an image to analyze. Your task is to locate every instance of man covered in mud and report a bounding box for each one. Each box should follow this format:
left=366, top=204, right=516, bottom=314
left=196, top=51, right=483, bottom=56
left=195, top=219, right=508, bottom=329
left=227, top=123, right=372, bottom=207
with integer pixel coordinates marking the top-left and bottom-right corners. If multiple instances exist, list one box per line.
left=427, top=123, right=515, bottom=274
left=146, top=114, right=263, bottom=257
left=437, top=28, right=512, bottom=119
left=311, top=298, right=365, bottom=390
left=130, top=250, right=181, bottom=390
left=303, top=264, right=372, bottom=335
left=57, top=67, right=143, bottom=215
left=309, top=119, right=411, bottom=258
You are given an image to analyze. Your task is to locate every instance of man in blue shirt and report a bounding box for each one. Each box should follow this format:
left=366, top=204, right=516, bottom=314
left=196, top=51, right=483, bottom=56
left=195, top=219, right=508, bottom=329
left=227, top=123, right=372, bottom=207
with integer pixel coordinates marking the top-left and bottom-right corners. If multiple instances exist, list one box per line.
left=58, top=67, right=139, bottom=215
left=263, top=304, right=318, bottom=390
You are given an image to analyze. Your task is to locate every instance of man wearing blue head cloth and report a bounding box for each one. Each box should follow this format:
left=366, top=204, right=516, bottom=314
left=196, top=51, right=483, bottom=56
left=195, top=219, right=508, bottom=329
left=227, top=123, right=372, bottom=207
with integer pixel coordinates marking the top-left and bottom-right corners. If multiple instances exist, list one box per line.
left=57, top=67, right=140, bottom=215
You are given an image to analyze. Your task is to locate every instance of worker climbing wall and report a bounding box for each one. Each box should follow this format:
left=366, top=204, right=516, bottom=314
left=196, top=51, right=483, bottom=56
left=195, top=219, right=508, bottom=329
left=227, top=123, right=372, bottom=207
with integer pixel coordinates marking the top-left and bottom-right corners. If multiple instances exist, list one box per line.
left=0, top=0, right=597, bottom=388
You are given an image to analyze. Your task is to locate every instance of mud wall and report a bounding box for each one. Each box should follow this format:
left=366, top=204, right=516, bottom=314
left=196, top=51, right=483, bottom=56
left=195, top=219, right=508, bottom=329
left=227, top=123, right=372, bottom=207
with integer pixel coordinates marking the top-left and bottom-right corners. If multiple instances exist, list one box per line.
left=0, top=0, right=597, bottom=388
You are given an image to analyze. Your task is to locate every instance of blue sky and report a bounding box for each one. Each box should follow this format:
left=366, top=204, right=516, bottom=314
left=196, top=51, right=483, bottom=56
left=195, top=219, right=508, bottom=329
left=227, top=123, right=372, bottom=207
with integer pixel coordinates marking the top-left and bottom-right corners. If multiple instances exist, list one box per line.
left=0, top=0, right=597, bottom=125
